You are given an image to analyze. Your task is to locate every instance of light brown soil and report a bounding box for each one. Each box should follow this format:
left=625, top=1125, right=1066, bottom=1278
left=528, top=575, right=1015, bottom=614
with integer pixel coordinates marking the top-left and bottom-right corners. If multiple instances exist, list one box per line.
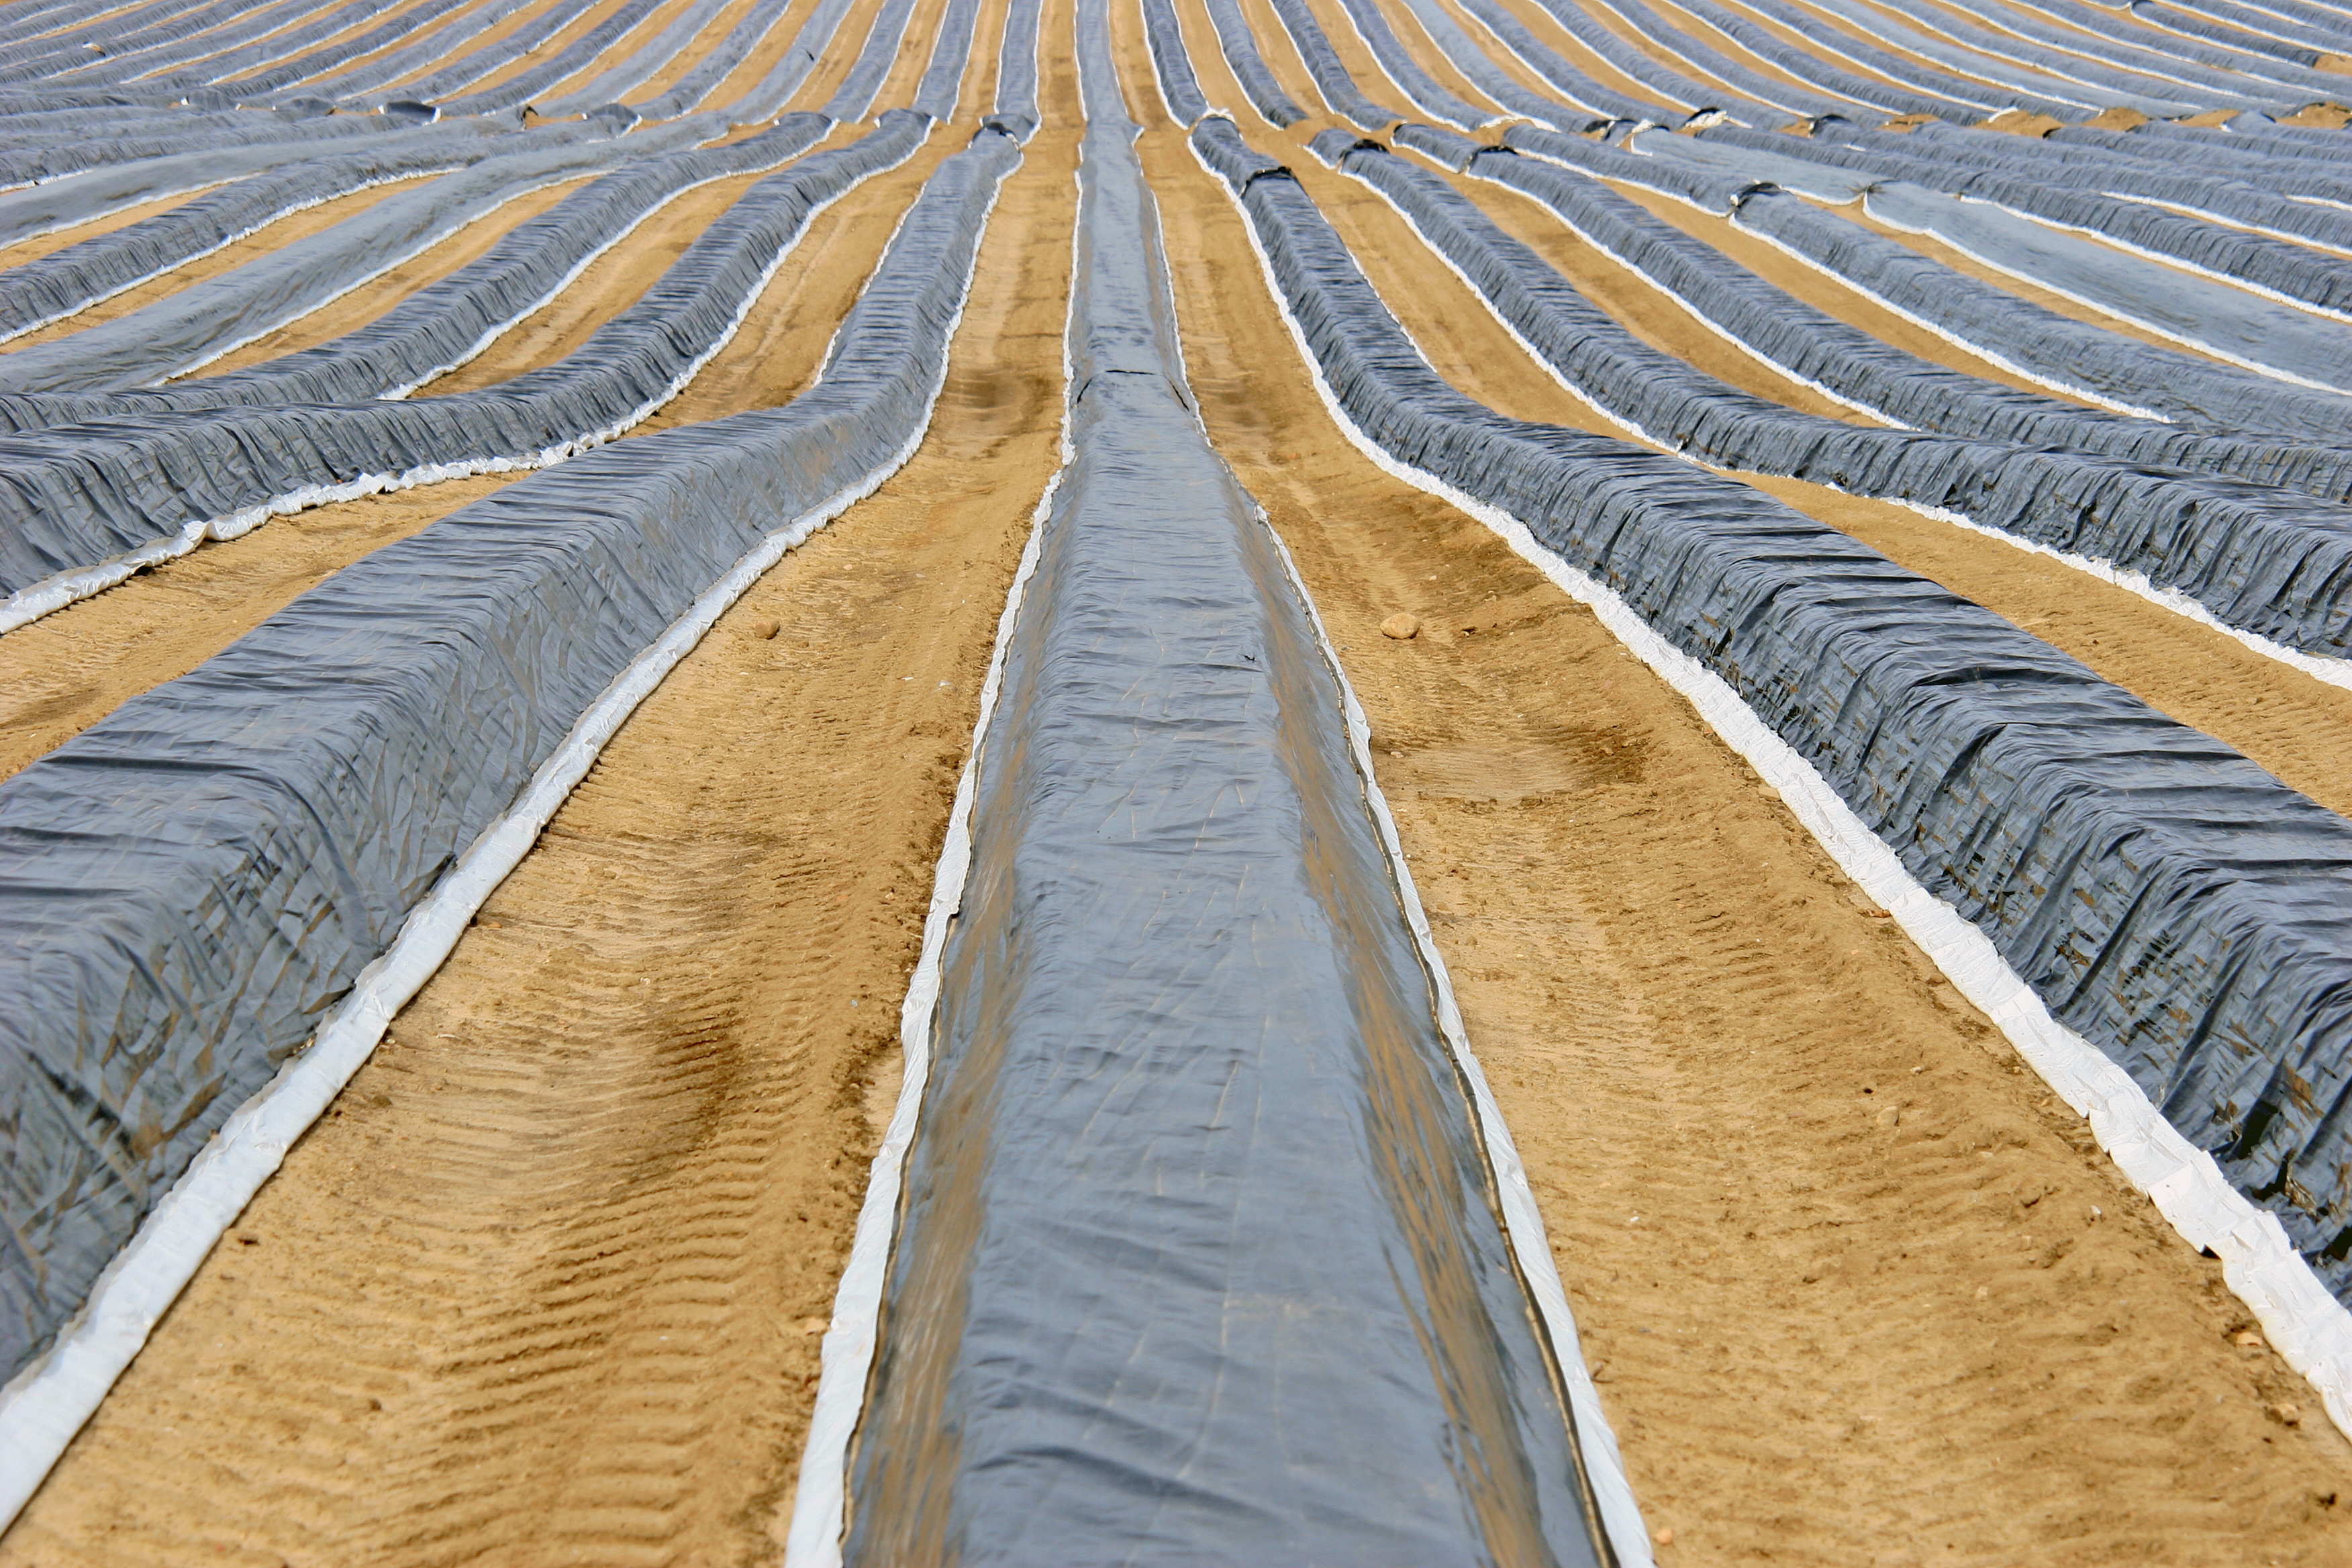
left=0, top=3, right=1075, bottom=1561
left=1148, top=14, right=2352, bottom=1563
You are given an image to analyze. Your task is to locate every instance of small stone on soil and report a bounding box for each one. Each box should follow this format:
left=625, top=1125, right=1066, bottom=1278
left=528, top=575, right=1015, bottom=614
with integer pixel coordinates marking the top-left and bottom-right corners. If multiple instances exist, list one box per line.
left=750, top=618, right=780, bottom=639
left=1380, top=613, right=1419, bottom=640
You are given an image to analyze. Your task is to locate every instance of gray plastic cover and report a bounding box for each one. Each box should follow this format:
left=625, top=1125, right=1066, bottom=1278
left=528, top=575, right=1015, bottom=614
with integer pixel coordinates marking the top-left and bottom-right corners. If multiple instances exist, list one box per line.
left=842, top=82, right=1610, bottom=1568
left=1197, top=116, right=2352, bottom=1305
left=0, top=119, right=1020, bottom=1384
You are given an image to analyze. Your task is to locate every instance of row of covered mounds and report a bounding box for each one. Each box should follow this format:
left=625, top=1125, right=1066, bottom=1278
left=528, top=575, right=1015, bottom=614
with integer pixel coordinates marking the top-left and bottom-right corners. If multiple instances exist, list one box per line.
left=820, top=16, right=1625, bottom=1559
left=1190, top=117, right=2352, bottom=1312
left=0, top=101, right=1022, bottom=1385
left=1340, top=126, right=2352, bottom=661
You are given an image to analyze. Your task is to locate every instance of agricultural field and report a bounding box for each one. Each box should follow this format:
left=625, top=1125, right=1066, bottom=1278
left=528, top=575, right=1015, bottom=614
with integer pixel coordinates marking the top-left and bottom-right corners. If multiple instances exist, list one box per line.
left=1, top=0, right=2350, bottom=1559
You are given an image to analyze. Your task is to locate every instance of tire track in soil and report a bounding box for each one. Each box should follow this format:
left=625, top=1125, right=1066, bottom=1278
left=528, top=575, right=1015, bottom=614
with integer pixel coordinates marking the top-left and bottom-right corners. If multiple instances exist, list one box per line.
left=1137, top=11, right=2352, bottom=1561
left=0, top=8, right=1073, bottom=1558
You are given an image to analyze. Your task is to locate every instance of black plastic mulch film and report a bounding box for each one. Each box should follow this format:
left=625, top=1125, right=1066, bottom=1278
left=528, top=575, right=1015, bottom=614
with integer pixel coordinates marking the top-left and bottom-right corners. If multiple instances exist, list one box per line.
left=0, top=75, right=1020, bottom=1398
left=1192, top=116, right=2352, bottom=1307
left=839, top=23, right=1610, bottom=1563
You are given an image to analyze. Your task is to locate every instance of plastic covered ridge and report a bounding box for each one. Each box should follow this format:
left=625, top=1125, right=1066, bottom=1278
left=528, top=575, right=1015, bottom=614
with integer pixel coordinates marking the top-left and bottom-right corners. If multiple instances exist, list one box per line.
left=0, top=117, right=1022, bottom=1383
left=1192, top=115, right=2352, bottom=1309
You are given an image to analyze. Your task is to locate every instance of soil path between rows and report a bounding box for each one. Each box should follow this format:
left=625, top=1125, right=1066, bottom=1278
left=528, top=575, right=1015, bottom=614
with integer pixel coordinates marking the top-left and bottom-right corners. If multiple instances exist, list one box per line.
left=0, top=3, right=1075, bottom=1560
left=1142, top=9, right=2352, bottom=1563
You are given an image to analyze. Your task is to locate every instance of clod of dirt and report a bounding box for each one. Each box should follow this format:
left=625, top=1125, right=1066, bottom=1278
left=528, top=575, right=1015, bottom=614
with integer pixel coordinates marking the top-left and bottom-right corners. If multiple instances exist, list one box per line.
left=1380, top=613, right=1419, bottom=640
left=2236, top=1329, right=2266, bottom=1349
left=1655, top=1526, right=1675, bottom=1547
left=750, top=618, right=781, bottom=640
left=1875, top=1106, right=1900, bottom=1129
left=2269, top=1402, right=2303, bottom=1428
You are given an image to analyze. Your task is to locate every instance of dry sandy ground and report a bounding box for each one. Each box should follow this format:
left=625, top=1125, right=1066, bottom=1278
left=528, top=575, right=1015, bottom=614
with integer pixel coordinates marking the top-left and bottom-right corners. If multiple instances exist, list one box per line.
left=0, top=2, right=1075, bottom=1562
left=3, top=0, right=2351, bottom=1560
left=1153, top=7, right=2352, bottom=1563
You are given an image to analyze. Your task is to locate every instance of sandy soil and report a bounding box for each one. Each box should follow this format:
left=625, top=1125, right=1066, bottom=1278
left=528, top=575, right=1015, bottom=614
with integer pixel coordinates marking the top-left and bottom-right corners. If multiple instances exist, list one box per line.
left=0, top=3, right=1077, bottom=1561
left=1153, top=11, right=2352, bottom=1563
left=4, top=0, right=2351, bottom=1561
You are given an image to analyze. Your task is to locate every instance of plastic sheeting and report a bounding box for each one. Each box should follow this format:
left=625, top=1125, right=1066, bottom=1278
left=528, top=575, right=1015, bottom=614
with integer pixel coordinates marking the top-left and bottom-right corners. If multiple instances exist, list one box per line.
left=0, top=114, right=832, bottom=430
left=1197, top=115, right=2352, bottom=1307
left=1865, top=179, right=2352, bottom=391
left=0, top=115, right=1021, bottom=1388
left=1140, top=0, right=1208, bottom=124
left=1726, top=180, right=2352, bottom=447
left=1343, top=133, right=2352, bottom=656
left=1383, top=0, right=1609, bottom=131
left=1485, top=134, right=2352, bottom=504
left=0, top=113, right=687, bottom=394
left=434, top=0, right=671, bottom=115
left=0, top=110, right=926, bottom=610
left=330, top=0, right=604, bottom=109
left=0, top=113, right=510, bottom=253
left=1265, top=0, right=1401, bottom=130
left=1733, top=121, right=2352, bottom=307
left=829, top=69, right=1613, bottom=1568
left=1202, top=0, right=1308, bottom=126
left=1328, top=0, right=1494, bottom=130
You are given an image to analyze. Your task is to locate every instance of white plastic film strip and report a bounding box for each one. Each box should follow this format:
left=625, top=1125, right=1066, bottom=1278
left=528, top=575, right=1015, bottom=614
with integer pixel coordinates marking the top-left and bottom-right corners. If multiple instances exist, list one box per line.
left=1208, top=140, right=2352, bottom=1446
left=779, top=472, right=1058, bottom=1568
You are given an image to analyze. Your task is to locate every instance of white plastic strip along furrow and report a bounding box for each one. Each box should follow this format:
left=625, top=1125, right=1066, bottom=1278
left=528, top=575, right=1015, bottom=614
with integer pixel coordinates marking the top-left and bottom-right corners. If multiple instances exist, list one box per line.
left=0, top=53, right=1015, bottom=1525
left=1191, top=115, right=2352, bottom=1443
left=787, top=8, right=1640, bottom=1565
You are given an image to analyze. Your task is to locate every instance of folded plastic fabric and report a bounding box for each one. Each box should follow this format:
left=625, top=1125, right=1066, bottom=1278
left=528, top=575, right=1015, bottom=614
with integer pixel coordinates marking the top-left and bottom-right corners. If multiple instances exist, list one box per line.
left=1198, top=115, right=2352, bottom=1306
left=0, top=114, right=832, bottom=428
left=0, top=119, right=1021, bottom=1385
left=0, top=111, right=928, bottom=610
left=1341, top=132, right=2352, bottom=656
left=1489, top=130, right=2352, bottom=501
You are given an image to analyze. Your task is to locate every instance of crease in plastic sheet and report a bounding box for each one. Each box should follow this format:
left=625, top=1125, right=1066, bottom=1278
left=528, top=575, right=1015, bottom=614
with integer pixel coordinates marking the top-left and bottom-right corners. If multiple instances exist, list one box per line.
left=790, top=20, right=1627, bottom=1554
left=0, top=111, right=932, bottom=630
left=1190, top=116, right=2352, bottom=1424
left=0, top=113, right=1021, bottom=1394
left=1339, top=134, right=2352, bottom=662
